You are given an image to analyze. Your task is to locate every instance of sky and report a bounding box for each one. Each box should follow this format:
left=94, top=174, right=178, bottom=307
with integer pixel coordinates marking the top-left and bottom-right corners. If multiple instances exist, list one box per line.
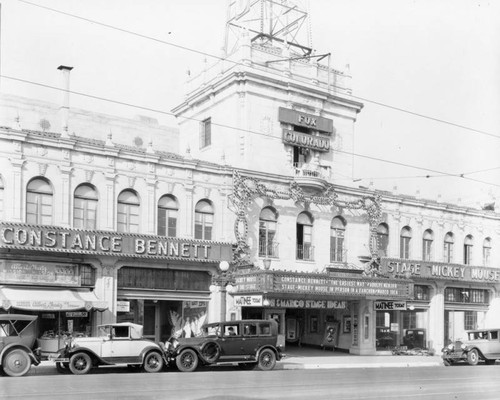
left=1, top=0, right=500, bottom=207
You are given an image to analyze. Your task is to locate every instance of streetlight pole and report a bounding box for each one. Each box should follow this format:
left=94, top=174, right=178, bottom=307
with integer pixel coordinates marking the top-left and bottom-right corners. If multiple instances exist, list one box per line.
left=212, top=261, right=235, bottom=322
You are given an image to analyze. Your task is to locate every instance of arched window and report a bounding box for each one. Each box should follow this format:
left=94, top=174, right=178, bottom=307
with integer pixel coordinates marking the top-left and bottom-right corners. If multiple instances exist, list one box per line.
left=195, top=199, right=213, bottom=240
left=422, top=229, right=434, bottom=261
left=330, top=216, right=346, bottom=262
left=259, top=207, right=278, bottom=258
left=117, top=190, right=140, bottom=233
left=443, top=232, right=454, bottom=263
left=464, top=235, right=473, bottom=265
left=74, top=184, right=98, bottom=229
left=158, top=195, right=178, bottom=237
left=26, top=177, right=53, bottom=225
left=296, top=212, right=313, bottom=261
left=376, top=223, right=389, bottom=256
left=400, top=226, right=412, bottom=259
left=483, top=237, right=492, bottom=267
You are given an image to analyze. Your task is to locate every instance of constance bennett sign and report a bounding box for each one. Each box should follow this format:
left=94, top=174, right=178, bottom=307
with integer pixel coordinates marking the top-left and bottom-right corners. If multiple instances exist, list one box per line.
left=0, top=223, right=232, bottom=262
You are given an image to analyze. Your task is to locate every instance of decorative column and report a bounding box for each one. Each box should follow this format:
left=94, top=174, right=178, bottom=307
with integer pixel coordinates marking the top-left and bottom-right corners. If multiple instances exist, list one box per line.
left=428, top=281, right=445, bottom=353
left=10, top=158, right=25, bottom=222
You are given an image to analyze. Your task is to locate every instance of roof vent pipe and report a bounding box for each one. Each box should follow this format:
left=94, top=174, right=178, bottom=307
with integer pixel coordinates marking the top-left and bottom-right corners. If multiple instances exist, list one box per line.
left=57, top=65, right=73, bottom=137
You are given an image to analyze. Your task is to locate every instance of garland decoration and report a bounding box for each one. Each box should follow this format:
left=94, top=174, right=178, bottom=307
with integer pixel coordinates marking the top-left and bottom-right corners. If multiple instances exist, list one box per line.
left=229, top=171, right=383, bottom=276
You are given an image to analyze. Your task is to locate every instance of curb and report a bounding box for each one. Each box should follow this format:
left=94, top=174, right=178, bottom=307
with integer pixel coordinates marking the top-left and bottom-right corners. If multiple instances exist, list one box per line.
left=279, top=361, right=444, bottom=370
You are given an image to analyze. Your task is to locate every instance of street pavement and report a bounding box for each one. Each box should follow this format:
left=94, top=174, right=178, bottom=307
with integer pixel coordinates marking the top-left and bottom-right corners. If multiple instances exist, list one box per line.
left=28, top=346, right=445, bottom=376
left=278, top=346, right=444, bottom=370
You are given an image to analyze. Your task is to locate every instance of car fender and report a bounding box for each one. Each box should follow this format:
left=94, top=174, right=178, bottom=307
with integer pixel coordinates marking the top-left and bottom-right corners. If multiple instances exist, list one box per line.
left=256, top=345, right=280, bottom=360
left=0, top=343, right=40, bottom=366
left=465, top=346, right=486, bottom=359
left=139, top=345, right=167, bottom=363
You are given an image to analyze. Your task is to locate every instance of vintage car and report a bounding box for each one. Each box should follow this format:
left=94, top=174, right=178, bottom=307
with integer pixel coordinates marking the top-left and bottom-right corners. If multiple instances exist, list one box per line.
left=0, top=314, right=41, bottom=377
left=165, top=319, right=285, bottom=372
left=442, top=328, right=500, bottom=366
left=55, top=322, right=165, bottom=374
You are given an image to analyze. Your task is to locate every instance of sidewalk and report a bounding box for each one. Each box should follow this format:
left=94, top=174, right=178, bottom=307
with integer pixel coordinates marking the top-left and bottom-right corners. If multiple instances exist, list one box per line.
left=277, top=346, right=444, bottom=370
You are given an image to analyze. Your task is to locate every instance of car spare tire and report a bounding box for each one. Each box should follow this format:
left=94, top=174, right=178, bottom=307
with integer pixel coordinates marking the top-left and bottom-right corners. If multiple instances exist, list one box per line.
left=200, top=341, right=221, bottom=363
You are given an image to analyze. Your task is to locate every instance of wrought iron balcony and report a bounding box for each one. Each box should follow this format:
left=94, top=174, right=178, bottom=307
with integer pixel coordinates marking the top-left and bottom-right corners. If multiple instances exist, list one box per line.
left=296, top=244, right=314, bottom=261
left=293, top=163, right=328, bottom=191
left=259, top=241, right=279, bottom=258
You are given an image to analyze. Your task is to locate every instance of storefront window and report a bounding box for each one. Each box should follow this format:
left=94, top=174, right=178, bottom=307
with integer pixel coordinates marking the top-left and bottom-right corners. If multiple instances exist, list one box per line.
left=464, top=311, right=477, bottom=330
left=158, top=195, right=178, bottom=237
left=80, top=265, right=96, bottom=287
left=413, top=285, right=429, bottom=301
left=259, top=207, right=278, bottom=258
left=444, top=287, right=488, bottom=304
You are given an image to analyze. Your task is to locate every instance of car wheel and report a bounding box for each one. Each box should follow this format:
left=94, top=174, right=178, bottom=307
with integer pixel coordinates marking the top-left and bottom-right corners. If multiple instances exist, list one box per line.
left=467, top=349, right=479, bottom=366
left=257, top=349, right=276, bottom=371
left=2, top=349, right=31, bottom=377
left=143, top=351, right=164, bottom=373
left=200, top=341, right=221, bottom=363
left=69, top=352, right=92, bottom=375
left=176, top=349, right=199, bottom=372
left=56, top=362, right=70, bottom=374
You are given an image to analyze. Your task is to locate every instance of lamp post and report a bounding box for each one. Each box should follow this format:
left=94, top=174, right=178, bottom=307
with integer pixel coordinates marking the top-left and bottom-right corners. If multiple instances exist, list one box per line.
left=211, top=261, right=236, bottom=322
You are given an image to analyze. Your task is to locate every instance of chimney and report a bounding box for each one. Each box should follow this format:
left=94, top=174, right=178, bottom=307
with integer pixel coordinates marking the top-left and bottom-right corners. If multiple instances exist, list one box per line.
left=57, top=65, right=73, bottom=137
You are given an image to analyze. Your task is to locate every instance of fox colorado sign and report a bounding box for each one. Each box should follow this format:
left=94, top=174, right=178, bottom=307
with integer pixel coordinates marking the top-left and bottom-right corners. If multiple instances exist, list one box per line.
left=0, top=223, right=232, bottom=262
left=380, top=258, right=500, bottom=283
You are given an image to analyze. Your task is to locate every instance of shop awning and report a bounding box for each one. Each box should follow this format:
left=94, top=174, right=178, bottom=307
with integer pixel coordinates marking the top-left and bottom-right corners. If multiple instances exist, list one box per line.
left=0, top=287, right=108, bottom=311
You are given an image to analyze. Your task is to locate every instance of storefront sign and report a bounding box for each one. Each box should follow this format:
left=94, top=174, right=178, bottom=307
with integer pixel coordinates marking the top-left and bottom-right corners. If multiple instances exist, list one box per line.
left=278, top=107, right=334, bottom=133
left=381, top=258, right=500, bottom=283
left=66, top=312, right=88, bottom=318
left=116, top=301, right=130, bottom=312
left=374, top=301, right=407, bottom=311
left=282, top=129, right=330, bottom=152
left=266, top=299, right=347, bottom=309
left=234, top=295, right=263, bottom=307
left=10, top=300, right=89, bottom=311
left=0, top=223, right=232, bottom=262
left=0, top=260, right=80, bottom=286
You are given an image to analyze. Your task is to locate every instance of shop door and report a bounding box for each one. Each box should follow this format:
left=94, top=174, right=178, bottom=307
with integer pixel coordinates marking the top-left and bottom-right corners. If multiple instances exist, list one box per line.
left=143, top=302, right=160, bottom=342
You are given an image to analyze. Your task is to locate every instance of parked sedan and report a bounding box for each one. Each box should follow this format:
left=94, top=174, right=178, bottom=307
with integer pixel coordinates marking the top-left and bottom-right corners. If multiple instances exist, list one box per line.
left=55, top=322, right=166, bottom=374
left=166, top=319, right=285, bottom=372
left=442, top=328, right=500, bottom=366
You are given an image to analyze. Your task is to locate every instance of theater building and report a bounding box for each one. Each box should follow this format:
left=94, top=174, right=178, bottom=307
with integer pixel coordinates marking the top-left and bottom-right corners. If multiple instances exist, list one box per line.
left=1, top=1, right=499, bottom=356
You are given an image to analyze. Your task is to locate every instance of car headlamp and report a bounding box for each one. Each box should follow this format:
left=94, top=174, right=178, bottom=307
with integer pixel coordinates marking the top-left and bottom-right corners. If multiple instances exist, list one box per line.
left=461, top=343, right=468, bottom=351
left=447, top=344, right=454, bottom=351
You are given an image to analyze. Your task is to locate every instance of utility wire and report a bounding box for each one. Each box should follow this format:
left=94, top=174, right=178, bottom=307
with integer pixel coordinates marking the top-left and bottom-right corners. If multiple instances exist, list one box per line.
left=16, top=0, right=500, bottom=141
left=3, top=73, right=500, bottom=189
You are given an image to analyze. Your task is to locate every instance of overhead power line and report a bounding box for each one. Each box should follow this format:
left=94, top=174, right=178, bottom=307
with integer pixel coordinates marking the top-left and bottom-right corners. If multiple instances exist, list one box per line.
left=16, top=0, right=500, bottom=141
left=3, top=73, right=500, bottom=189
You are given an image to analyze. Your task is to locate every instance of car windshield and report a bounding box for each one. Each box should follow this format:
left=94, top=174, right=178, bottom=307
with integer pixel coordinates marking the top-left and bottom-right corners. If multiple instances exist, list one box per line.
left=201, top=324, right=221, bottom=337
left=98, top=325, right=112, bottom=338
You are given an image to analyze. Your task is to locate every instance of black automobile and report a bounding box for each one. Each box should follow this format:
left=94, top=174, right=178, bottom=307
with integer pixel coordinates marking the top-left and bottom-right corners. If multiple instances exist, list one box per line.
left=166, top=319, right=285, bottom=372
left=442, top=328, right=500, bottom=366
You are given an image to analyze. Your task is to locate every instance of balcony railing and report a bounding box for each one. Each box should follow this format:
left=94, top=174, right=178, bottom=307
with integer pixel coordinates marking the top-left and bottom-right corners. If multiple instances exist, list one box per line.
left=259, top=241, right=279, bottom=258
left=330, top=248, right=347, bottom=263
left=296, top=244, right=314, bottom=261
